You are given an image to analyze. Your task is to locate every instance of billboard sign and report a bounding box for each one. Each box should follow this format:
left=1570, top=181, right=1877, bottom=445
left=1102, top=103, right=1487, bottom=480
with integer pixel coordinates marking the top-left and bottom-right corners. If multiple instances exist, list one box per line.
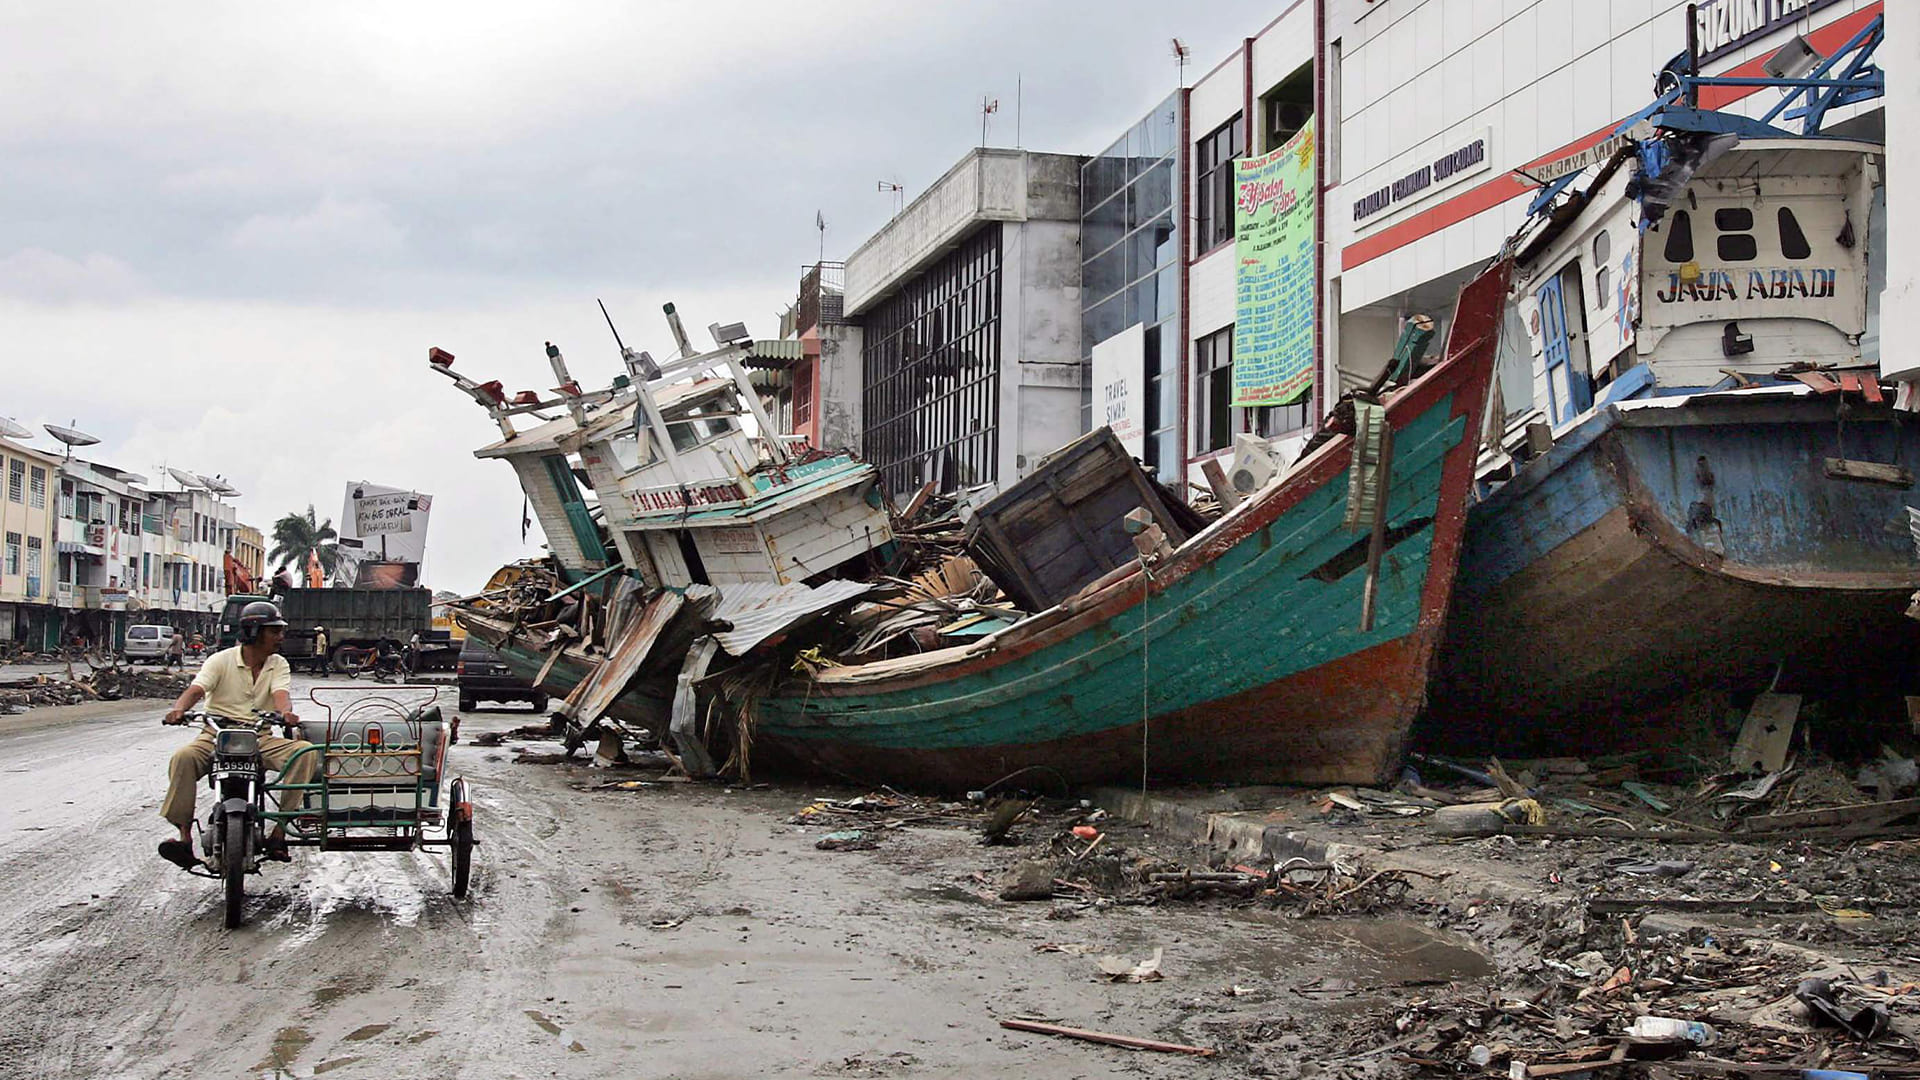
left=1232, top=119, right=1317, bottom=407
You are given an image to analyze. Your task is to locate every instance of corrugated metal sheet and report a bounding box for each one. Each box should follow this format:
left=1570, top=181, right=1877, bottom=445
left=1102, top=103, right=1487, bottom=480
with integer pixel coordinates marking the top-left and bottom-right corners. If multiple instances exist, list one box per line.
left=742, top=339, right=806, bottom=370
left=709, top=579, right=873, bottom=656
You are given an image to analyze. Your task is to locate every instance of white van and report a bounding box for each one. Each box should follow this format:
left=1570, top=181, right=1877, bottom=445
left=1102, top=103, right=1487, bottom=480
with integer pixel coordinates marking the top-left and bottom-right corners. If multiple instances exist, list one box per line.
left=123, top=624, right=175, bottom=663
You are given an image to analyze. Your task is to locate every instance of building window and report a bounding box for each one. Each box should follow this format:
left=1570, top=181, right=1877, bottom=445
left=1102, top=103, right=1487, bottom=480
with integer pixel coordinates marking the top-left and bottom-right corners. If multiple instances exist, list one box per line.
left=1197, top=325, right=1236, bottom=453
left=1195, top=116, right=1243, bottom=255
left=1081, top=94, right=1183, bottom=484
left=4, top=532, right=18, bottom=576
left=862, top=223, right=1003, bottom=495
left=29, top=467, right=47, bottom=510
left=25, top=537, right=41, bottom=598
left=1260, top=65, right=1314, bottom=153
left=7, top=460, right=21, bottom=504
left=793, top=360, right=814, bottom=429
left=1254, top=398, right=1310, bottom=438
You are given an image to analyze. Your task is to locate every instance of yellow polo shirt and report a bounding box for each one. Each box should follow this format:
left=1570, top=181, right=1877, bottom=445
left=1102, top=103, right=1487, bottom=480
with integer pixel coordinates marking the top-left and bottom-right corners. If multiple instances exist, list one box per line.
left=192, top=646, right=293, bottom=720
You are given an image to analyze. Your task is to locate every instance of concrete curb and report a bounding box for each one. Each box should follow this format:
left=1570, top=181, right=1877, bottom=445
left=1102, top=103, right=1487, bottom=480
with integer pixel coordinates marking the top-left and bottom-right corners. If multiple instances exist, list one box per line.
left=1087, top=786, right=1374, bottom=868
left=1086, top=785, right=1546, bottom=910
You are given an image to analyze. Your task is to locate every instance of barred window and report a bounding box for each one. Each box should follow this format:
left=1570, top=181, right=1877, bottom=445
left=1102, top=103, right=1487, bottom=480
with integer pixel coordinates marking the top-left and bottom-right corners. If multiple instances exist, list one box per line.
left=28, top=467, right=45, bottom=509
left=861, top=224, right=1002, bottom=495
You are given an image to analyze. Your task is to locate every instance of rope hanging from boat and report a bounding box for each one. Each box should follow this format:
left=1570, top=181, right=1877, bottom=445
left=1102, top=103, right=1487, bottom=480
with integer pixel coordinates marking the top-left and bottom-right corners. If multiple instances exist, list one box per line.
left=1140, top=562, right=1153, bottom=800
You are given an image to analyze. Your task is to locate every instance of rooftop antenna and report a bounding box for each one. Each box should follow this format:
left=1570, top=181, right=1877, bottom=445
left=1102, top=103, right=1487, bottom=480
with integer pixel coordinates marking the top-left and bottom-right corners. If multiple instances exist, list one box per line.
left=980, top=94, right=999, bottom=147
left=815, top=209, right=826, bottom=265
left=599, top=298, right=659, bottom=381
left=0, top=417, right=30, bottom=441
left=1016, top=73, right=1023, bottom=148
left=878, top=180, right=904, bottom=217
left=1172, top=38, right=1191, bottom=89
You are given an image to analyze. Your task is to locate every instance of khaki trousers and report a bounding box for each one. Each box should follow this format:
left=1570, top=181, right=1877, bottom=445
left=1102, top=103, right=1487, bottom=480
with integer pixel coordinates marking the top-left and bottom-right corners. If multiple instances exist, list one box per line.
left=161, top=731, right=319, bottom=830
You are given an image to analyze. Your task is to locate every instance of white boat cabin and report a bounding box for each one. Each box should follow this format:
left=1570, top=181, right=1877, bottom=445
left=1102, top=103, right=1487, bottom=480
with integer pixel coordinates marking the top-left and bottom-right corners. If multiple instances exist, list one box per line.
left=1495, top=137, right=1882, bottom=450
left=434, top=327, right=893, bottom=589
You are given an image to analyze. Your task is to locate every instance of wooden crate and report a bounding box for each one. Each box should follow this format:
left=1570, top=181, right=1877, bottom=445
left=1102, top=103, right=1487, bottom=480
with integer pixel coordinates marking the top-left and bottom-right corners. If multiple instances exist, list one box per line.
left=963, top=428, right=1190, bottom=613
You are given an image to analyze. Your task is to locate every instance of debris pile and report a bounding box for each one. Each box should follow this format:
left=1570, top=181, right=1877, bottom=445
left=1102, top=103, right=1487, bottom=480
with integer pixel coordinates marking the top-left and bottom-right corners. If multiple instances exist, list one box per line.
left=0, top=665, right=192, bottom=711
left=1371, top=913, right=1917, bottom=1076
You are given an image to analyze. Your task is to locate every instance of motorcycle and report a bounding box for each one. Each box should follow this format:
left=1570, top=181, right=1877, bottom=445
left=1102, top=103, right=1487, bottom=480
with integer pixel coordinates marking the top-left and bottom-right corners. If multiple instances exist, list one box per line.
left=169, top=709, right=297, bottom=928
left=338, top=644, right=406, bottom=683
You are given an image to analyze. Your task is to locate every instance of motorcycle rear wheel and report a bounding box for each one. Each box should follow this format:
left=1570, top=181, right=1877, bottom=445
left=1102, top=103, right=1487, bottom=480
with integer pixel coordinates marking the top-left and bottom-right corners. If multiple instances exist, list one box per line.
left=222, top=816, right=248, bottom=928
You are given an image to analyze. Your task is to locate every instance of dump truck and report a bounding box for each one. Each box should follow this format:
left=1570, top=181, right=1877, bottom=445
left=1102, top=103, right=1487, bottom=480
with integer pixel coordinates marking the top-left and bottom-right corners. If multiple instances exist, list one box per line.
left=216, top=587, right=454, bottom=671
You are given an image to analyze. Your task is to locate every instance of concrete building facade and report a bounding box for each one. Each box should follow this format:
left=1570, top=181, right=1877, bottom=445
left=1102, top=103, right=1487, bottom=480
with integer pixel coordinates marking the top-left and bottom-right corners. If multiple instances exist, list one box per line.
left=1328, top=0, right=1888, bottom=429
left=0, top=437, right=61, bottom=649
left=1072, top=0, right=1890, bottom=497
left=839, top=148, right=1085, bottom=497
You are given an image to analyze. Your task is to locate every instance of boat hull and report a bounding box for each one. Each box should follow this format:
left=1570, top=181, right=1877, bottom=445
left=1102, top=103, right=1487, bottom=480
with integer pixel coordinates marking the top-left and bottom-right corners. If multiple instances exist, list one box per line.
left=467, top=267, right=1506, bottom=791
left=1427, top=391, right=1920, bottom=753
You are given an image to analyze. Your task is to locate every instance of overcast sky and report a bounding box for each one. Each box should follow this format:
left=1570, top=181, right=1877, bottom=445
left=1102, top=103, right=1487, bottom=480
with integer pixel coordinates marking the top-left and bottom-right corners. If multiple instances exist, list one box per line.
left=3, top=0, right=1272, bottom=592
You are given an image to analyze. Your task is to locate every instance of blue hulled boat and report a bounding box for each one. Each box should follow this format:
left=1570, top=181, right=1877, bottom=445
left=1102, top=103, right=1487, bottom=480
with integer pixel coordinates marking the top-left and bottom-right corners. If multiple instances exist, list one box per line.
left=1426, top=21, right=1916, bottom=747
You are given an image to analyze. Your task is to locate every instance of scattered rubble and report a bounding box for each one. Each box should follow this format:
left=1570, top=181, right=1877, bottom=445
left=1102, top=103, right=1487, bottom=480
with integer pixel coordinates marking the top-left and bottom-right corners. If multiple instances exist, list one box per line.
left=0, top=664, right=191, bottom=711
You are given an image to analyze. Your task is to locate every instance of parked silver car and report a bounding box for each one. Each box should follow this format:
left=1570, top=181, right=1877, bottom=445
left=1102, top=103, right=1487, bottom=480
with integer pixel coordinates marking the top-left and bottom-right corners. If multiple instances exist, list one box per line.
left=123, top=624, right=175, bottom=663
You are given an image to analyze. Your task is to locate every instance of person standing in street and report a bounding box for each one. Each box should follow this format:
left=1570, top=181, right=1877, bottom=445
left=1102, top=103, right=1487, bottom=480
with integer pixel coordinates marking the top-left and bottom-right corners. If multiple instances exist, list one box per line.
left=312, top=625, right=329, bottom=678
left=165, top=629, right=185, bottom=671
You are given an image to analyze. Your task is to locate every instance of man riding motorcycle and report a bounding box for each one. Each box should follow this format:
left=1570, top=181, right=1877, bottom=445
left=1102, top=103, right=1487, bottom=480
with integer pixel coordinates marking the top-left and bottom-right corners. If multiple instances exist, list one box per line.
left=157, top=600, right=318, bottom=869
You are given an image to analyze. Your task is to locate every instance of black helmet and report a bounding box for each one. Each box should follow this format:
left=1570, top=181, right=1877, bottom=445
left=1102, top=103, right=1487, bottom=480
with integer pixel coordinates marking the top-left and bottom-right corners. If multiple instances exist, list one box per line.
left=238, top=600, right=288, bottom=644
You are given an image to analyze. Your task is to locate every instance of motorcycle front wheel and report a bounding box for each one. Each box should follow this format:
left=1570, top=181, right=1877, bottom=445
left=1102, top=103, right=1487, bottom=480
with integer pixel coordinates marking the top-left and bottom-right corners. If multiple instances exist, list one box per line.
left=223, top=815, right=248, bottom=928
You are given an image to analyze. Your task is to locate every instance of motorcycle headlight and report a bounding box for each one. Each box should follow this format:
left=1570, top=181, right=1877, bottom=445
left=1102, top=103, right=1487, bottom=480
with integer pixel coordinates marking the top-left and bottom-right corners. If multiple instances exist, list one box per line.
left=215, top=728, right=260, bottom=757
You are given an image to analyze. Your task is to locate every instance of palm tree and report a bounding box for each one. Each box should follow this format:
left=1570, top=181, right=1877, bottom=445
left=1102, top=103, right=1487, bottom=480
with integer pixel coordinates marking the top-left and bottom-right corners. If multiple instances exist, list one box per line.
left=268, top=505, right=339, bottom=577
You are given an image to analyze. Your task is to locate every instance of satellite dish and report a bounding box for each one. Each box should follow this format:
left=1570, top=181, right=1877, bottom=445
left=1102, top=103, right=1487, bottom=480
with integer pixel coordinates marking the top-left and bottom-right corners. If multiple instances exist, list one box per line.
left=167, top=467, right=207, bottom=489
left=195, top=473, right=240, bottom=496
left=43, top=423, right=100, bottom=447
left=0, top=417, right=30, bottom=440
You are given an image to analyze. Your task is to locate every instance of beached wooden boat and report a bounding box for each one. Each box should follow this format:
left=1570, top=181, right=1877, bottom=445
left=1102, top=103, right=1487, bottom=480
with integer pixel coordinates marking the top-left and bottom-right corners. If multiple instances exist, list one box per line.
left=1420, top=70, right=1914, bottom=752
left=464, top=263, right=1508, bottom=790
left=1425, top=386, right=1920, bottom=752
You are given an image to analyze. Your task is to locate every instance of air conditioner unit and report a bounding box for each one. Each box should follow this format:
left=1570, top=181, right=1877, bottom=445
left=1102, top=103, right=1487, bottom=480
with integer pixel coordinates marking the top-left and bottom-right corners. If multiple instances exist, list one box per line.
left=1266, top=100, right=1312, bottom=144
left=1228, top=433, right=1282, bottom=495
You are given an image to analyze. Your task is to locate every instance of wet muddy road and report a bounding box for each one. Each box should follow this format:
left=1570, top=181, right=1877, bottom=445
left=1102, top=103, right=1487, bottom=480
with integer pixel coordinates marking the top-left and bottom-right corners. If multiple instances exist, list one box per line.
left=0, top=683, right=1491, bottom=1079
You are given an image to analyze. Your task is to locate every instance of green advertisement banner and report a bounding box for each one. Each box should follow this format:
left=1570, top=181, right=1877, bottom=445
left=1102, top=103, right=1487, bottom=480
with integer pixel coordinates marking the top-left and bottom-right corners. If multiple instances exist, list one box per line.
left=1232, top=119, right=1317, bottom=407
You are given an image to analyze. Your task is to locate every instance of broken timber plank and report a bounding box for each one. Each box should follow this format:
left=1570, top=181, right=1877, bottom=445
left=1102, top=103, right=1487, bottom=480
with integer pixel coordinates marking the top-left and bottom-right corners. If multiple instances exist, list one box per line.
left=1792, top=372, right=1841, bottom=394
left=1586, top=897, right=1829, bottom=915
left=1464, top=823, right=1920, bottom=842
left=1823, top=457, right=1915, bottom=489
left=535, top=643, right=566, bottom=688
left=1743, top=796, right=1920, bottom=833
left=1730, top=692, right=1799, bottom=773
left=899, top=481, right=936, bottom=522
left=998, top=1018, right=1214, bottom=1056
left=1199, top=458, right=1241, bottom=510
